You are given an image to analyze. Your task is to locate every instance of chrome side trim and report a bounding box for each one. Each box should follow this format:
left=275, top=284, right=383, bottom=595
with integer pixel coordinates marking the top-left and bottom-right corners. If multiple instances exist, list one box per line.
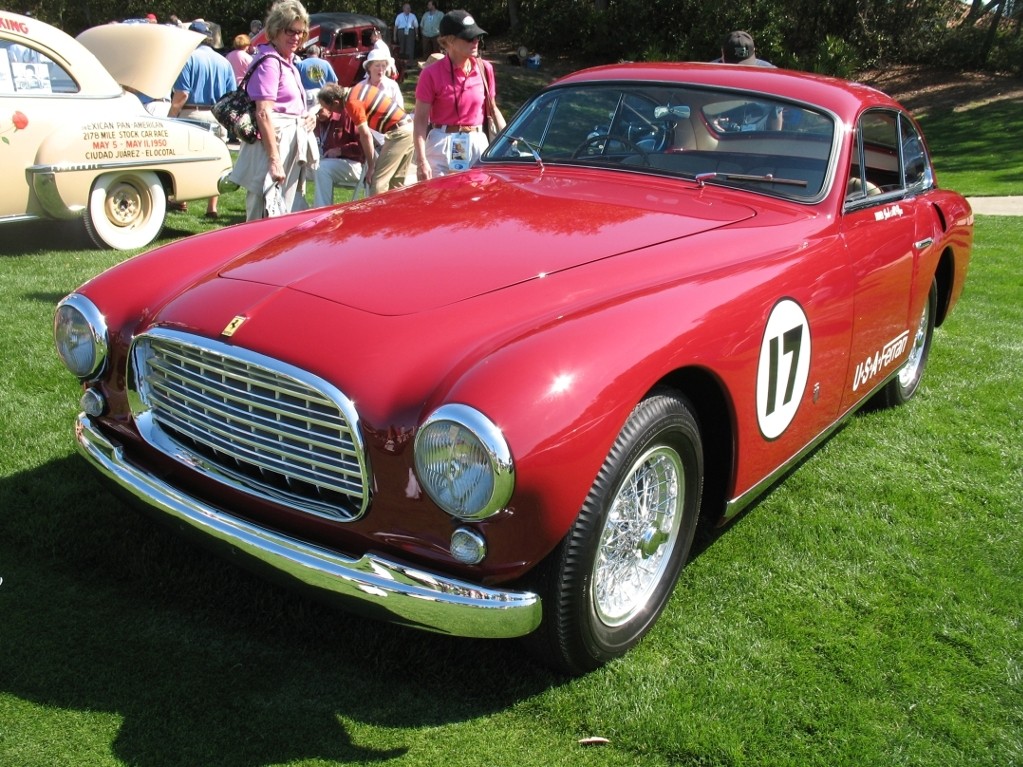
left=28, top=157, right=228, bottom=219
left=28, top=155, right=227, bottom=176
left=75, top=414, right=543, bottom=639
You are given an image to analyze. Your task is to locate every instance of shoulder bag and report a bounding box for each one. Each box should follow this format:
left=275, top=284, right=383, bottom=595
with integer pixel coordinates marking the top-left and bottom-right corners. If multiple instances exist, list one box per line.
left=212, top=53, right=280, bottom=144
left=479, top=59, right=506, bottom=142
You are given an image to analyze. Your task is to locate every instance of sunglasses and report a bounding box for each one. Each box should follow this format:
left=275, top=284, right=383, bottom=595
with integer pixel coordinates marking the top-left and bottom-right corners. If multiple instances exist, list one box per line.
left=284, top=27, right=306, bottom=37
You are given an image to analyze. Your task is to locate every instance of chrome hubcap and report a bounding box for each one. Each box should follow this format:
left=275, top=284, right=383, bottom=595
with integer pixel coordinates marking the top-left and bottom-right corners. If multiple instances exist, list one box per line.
left=105, top=181, right=147, bottom=228
left=899, top=299, right=930, bottom=388
left=593, top=445, right=684, bottom=627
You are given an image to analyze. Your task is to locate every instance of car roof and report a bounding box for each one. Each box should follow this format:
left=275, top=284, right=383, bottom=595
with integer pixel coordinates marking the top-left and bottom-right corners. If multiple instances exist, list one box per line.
left=553, top=62, right=905, bottom=118
left=310, top=12, right=387, bottom=31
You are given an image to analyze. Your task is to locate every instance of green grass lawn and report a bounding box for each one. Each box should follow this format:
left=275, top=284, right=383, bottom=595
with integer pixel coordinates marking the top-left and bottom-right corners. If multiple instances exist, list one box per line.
left=0, top=69, right=1020, bottom=767
left=919, top=99, right=1023, bottom=197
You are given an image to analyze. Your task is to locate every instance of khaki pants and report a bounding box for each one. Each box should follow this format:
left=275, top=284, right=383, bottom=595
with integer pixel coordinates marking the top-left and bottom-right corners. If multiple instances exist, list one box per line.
left=370, top=122, right=415, bottom=196
left=178, top=106, right=228, bottom=142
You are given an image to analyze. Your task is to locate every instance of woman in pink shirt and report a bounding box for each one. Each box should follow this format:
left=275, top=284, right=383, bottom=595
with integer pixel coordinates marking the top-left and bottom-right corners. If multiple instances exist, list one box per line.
left=412, top=10, right=497, bottom=180
left=228, top=1, right=318, bottom=220
left=225, top=34, right=253, bottom=85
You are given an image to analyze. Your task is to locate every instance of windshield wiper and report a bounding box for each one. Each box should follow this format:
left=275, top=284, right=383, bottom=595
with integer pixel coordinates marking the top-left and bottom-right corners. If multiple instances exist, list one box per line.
left=694, top=172, right=807, bottom=187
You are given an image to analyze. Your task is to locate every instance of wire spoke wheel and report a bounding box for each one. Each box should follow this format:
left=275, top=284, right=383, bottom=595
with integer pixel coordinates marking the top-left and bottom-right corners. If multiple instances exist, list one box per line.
left=524, top=389, right=703, bottom=675
left=874, top=278, right=936, bottom=408
left=593, top=445, right=685, bottom=627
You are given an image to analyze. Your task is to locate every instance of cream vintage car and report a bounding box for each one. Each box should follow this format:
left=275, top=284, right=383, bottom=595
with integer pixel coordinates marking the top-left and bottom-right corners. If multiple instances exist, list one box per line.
left=0, top=12, right=232, bottom=249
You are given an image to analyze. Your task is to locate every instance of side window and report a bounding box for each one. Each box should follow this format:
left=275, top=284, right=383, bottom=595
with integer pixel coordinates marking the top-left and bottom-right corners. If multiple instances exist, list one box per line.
left=338, top=31, right=358, bottom=51
left=847, top=109, right=899, bottom=202
left=0, top=41, right=77, bottom=94
left=899, top=115, right=932, bottom=190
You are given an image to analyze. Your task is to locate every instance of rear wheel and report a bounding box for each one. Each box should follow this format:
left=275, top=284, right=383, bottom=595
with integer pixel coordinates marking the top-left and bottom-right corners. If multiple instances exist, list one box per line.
left=83, top=170, right=166, bottom=250
left=874, top=278, right=937, bottom=408
left=525, top=390, right=703, bottom=675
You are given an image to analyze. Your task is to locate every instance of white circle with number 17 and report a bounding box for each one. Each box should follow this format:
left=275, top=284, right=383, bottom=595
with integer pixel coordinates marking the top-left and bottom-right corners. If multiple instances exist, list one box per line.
left=756, top=298, right=811, bottom=440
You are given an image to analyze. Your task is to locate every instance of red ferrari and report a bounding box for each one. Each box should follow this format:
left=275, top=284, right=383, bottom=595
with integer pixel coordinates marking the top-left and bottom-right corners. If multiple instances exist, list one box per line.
left=55, top=63, right=972, bottom=674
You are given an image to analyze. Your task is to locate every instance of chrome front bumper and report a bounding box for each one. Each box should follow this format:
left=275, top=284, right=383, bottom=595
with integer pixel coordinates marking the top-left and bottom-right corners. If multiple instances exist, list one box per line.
left=75, top=414, right=542, bottom=639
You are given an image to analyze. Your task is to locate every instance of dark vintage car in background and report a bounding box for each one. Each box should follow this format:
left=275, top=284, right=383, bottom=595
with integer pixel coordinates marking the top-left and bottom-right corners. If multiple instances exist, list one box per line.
left=250, top=12, right=401, bottom=86
left=55, top=62, right=972, bottom=674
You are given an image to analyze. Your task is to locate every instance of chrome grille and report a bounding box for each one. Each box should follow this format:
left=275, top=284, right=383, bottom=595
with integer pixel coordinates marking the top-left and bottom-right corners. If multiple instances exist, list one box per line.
left=128, top=329, right=369, bottom=521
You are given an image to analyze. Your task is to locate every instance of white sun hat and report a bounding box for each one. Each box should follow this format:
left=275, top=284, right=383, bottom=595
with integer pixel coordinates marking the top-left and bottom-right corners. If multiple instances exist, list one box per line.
left=364, top=46, right=395, bottom=71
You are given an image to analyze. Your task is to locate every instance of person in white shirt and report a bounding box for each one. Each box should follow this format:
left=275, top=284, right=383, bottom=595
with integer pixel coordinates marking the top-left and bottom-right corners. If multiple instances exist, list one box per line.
left=393, top=4, right=419, bottom=63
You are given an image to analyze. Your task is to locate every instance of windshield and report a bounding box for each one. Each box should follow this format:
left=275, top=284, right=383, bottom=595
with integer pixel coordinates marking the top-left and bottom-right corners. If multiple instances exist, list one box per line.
left=484, top=83, right=837, bottom=201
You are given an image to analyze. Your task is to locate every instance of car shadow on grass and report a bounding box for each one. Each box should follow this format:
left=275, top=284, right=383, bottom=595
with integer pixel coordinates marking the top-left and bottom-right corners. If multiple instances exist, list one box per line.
left=0, top=220, right=95, bottom=256
left=0, top=456, right=563, bottom=767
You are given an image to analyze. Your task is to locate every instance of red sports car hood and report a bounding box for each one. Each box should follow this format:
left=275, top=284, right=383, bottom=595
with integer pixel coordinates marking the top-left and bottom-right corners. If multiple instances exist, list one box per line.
left=218, top=167, right=757, bottom=316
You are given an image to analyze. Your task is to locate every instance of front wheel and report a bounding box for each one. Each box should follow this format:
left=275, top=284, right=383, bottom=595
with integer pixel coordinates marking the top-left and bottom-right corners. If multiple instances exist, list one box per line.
left=873, top=278, right=937, bottom=409
left=83, top=170, right=166, bottom=250
left=525, top=390, right=703, bottom=675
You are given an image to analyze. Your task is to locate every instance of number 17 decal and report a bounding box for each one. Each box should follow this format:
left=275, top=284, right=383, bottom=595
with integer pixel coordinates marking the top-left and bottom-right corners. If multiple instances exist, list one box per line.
left=756, top=298, right=811, bottom=440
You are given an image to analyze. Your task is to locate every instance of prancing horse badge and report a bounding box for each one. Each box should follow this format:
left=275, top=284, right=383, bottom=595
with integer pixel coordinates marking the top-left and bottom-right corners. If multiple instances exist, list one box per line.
left=222, top=315, right=247, bottom=337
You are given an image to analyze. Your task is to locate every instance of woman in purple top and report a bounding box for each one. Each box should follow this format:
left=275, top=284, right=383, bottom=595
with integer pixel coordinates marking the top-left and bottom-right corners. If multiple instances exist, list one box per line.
left=229, top=0, right=319, bottom=220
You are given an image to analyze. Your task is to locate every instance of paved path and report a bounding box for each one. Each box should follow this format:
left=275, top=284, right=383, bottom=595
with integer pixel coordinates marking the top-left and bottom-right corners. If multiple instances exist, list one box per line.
left=966, top=197, right=1023, bottom=216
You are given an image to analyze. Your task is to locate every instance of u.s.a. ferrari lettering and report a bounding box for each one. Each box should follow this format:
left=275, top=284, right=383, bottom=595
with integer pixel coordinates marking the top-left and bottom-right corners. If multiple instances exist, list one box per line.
left=853, top=331, right=910, bottom=391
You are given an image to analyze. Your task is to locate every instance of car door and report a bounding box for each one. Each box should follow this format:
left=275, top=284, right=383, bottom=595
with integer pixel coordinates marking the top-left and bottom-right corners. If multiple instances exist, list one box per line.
left=324, top=27, right=365, bottom=86
left=840, top=108, right=933, bottom=409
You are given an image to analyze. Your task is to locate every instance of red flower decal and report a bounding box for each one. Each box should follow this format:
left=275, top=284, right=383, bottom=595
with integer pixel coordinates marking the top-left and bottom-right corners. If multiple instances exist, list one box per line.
left=2, top=111, right=29, bottom=143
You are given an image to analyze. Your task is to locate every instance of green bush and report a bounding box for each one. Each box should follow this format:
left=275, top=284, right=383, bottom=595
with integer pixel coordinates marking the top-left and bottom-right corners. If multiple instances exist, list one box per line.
left=986, top=30, right=1023, bottom=75
left=800, top=34, right=860, bottom=78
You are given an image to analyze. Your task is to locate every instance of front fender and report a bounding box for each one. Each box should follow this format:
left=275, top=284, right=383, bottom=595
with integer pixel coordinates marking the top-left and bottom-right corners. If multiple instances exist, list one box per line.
left=430, top=274, right=723, bottom=559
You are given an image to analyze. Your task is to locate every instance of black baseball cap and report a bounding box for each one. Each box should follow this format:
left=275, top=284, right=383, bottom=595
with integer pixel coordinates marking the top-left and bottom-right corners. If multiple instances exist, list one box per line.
left=439, top=10, right=486, bottom=40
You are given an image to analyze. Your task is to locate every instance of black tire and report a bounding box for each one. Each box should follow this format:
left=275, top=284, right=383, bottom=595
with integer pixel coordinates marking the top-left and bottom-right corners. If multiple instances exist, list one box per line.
left=874, top=278, right=936, bottom=409
left=525, top=389, right=703, bottom=675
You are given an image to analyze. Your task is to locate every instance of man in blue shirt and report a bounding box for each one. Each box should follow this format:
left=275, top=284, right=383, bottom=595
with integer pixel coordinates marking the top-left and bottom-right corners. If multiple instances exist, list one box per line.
left=296, top=45, right=338, bottom=108
left=168, top=21, right=236, bottom=217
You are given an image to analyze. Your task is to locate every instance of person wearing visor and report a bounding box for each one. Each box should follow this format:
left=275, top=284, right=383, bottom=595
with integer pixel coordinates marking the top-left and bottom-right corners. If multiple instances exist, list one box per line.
left=413, top=10, right=498, bottom=179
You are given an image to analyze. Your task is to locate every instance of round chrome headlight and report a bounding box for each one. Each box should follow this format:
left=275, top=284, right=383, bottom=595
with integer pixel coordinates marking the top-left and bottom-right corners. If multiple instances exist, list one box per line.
left=54, top=294, right=108, bottom=380
left=414, top=404, right=514, bottom=520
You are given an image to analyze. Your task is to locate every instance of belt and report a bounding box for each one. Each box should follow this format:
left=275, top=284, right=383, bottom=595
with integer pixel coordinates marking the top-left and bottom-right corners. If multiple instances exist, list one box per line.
left=438, top=124, right=481, bottom=133
left=183, top=104, right=212, bottom=111
left=386, top=115, right=413, bottom=134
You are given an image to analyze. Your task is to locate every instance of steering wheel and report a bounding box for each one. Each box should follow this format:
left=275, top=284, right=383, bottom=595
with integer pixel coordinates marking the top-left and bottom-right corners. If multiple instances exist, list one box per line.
left=571, top=135, right=651, bottom=165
